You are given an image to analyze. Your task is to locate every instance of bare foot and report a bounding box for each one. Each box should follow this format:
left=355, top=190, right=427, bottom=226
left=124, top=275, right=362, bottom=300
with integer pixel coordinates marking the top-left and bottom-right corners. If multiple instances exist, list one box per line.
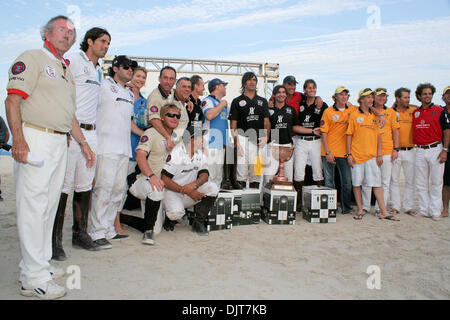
left=441, top=211, right=449, bottom=218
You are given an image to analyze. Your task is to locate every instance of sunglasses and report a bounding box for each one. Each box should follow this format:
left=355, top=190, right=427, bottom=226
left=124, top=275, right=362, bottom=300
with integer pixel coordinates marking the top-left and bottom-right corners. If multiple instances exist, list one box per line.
left=165, top=112, right=181, bottom=119
left=121, top=65, right=132, bottom=70
left=375, top=87, right=387, bottom=92
left=362, top=88, right=372, bottom=93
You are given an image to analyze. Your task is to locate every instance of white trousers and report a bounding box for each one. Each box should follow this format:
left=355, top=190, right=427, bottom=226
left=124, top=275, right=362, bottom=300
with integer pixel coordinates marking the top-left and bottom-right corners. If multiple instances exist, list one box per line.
left=293, top=138, right=323, bottom=182
left=206, top=147, right=224, bottom=189
left=415, top=146, right=445, bottom=217
left=89, top=154, right=129, bottom=241
left=236, top=135, right=268, bottom=183
left=362, top=154, right=392, bottom=211
left=16, top=126, right=68, bottom=288
left=162, top=182, right=219, bottom=221
left=61, top=129, right=97, bottom=194
left=263, top=142, right=294, bottom=185
left=390, top=149, right=416, bottom=212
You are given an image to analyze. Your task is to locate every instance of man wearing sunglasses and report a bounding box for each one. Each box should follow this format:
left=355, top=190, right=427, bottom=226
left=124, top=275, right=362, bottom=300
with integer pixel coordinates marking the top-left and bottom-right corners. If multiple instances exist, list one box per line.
left=121, top=103, right=181, bottom=244
left=88, top=55, right=144, bottom=249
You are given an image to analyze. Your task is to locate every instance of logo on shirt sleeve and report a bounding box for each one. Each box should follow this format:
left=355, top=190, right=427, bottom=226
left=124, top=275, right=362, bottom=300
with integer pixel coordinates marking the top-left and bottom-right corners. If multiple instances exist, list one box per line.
left=320, top=120, right=325, bottom=127
left=201, top=101, right=207, bottom=107
left=12, top=62, right=26, bottom=75
left=150, top=106, right=158, bottom=113
left=166, top=154, right=171, bottom=162
left=140, top=136, right=148, bottom=143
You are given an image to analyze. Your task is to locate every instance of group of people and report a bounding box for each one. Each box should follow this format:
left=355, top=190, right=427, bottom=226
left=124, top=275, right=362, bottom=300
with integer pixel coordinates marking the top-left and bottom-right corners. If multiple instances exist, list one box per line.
left=3, top=15, right=450, bottom=300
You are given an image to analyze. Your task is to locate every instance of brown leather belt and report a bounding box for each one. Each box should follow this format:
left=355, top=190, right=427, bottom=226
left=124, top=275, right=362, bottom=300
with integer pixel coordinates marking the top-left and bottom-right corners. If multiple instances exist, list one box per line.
left=79, top=123, right=96, bottom=131
left=24, top=122, right=67, bottom=135
left=416, top=142, right=441, bottom=149
left=399, top=147, right=414, bottom=151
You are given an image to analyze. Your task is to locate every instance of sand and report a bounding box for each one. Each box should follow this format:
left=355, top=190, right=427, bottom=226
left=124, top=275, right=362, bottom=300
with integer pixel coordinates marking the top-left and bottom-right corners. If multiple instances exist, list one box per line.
left=0, top=155, right=449, bottom=300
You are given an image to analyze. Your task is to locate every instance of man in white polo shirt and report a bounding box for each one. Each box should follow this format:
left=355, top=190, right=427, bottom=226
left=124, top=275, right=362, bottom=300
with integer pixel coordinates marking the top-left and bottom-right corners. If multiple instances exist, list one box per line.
left=52, top=27, right=111, bottom=261
left=161, top=126, right=219, bottom=235
left=5, top=15, right=95, bottom=299
left=88, top=55, right=144, bottom=249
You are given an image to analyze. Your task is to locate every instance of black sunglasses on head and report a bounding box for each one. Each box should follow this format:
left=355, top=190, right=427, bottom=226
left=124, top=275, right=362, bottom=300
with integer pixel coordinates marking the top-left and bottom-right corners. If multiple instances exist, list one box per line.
left=165, top=112, right=181, bottom=119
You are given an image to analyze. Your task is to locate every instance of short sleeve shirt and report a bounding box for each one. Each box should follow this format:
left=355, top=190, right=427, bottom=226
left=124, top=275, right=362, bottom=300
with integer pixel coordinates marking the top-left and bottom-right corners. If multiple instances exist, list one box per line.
left=377, top=106, right=401, bottom=155
left=67, top=51, right=101, bottom=124
left=346, top=108, right=381, bottom=164
left=393, top=105, right=417, bottom=148
left=202, top=95, right=229, bottom=149
left=146, top=85, right=174, bottom=121
left=297, top=99, right=327, bottom=137
left=172, top=96, right=190, bottom=142
left=161, top=143, right=209, bottom=186
left=268, top=104, right=300, bottom=144
left=96, top=77, right=134, bottom=157
left=412, top=104, right=446, bottom=145
left=136, top=127, right=173, bottom=179
left=188, top=95, right=203, bottom=129
left=320, top=104, right=358, bottom=157
left=229, top=94, right=270, bottom=138
left=7, top=48, right=76, bottom=132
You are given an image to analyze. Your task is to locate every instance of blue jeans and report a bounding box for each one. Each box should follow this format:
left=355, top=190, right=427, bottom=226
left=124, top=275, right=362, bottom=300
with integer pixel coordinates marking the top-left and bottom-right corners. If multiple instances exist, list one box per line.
left=322, top=156, right=353, bottom=214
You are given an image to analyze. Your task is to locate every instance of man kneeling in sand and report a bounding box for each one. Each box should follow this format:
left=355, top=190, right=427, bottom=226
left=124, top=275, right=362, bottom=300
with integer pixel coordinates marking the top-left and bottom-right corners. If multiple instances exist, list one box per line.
left=121, top=103, right=180, bottom=244
left=161, top=126, right=219, bottom=235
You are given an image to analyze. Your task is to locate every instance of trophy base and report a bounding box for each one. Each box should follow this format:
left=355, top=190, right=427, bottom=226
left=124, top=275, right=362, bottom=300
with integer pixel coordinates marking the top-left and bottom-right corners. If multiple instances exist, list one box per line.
left=272, top=180, right=295, bottom=191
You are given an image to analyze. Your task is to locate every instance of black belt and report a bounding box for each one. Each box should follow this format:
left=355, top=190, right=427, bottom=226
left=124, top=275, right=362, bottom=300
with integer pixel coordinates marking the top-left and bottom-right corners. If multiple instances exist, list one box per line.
left=80, top=123, right=96, bottom=131
left=299, top=136, right=320, bottom=141
left=399, top=147, right=414, bottom=151
left=417, top=142, right=441, bottom=149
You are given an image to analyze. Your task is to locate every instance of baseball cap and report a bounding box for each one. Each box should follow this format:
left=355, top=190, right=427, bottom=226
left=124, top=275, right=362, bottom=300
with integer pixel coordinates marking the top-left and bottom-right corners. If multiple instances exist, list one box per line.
left=358, top=88, right=373, bottom=99
left=283, top=75, right=298, bottom=85
left=335, top=86, right=349, bottom=95
left=374, top=87, right=388, bottom=95
left=208, top=78, right=227, bottom=93
left=112, top=55, right=137, bottom=69
left=443, top=86, right=450, bottom=95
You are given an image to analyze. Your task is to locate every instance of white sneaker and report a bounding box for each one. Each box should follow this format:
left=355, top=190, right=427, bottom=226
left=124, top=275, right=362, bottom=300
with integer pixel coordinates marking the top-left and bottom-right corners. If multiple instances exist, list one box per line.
left=431, top=216, right=441, bottom=221
left=49, top=265, right=65, bottom=280
left=20, top=280, right=66, bottom=300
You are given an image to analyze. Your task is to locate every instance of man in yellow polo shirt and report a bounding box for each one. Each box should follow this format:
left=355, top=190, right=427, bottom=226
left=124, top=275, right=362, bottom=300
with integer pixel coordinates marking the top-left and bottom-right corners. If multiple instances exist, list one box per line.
left=346, top=88, right=399, bottom=221
left=390, top=87, right=418, bottom=215
left=320, top=86, right=358, bottom=214
left=5, top=15, right=95, bottom=299
left=362, top=87, right=400, bottom=215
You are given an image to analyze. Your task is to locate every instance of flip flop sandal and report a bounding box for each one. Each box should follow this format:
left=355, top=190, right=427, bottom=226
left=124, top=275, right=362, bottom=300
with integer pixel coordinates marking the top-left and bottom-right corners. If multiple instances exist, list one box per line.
left=379, top=215, right=400, bottom=221
left=353, top=213, right=364, bottom=220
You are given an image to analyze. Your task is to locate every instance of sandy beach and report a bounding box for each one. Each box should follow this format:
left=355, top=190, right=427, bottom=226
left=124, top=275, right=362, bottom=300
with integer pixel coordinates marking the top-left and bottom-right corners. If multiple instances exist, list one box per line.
left=0, top=155, right=449, bottom=300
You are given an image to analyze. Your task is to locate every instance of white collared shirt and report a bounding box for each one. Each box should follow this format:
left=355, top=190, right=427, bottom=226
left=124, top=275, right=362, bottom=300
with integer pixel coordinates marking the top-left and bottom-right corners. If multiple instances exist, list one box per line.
left=66, top=51, right=101, bottom=124
left=96, top=77, right=134, bottom=157
left=162, top=143, right=208, bottom=186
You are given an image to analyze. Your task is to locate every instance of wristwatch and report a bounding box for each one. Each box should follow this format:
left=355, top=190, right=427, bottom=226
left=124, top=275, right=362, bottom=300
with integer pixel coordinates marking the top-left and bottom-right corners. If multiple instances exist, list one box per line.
left=147, top=173, right=155, bottom=180
left=325, top=151, right=331, bottom=155
left=345, top=153, right=352, bottom=157
left=394, top=148, right=400, bottom=152
left=443, top=147, right=449, bottom=152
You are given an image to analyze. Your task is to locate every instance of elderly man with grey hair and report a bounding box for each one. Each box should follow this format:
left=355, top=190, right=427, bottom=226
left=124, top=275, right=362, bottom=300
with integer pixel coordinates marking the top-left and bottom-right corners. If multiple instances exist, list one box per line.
left=5, top=15, right=94, bottom=299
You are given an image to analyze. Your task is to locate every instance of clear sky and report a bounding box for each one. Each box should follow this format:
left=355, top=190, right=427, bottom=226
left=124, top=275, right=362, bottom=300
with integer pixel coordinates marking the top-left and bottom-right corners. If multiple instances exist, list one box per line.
left=1, top=0, right=450, bottom=124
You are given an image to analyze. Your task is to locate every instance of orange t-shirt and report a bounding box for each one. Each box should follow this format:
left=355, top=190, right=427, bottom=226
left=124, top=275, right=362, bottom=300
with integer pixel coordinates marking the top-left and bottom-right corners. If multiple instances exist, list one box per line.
left=375, top=107, right=401, bottom=155
left=394, top=106, right=417, bottom=148
left=320, top=104, right=358, bottom=157
left=346, top=108, right=381, bottom=164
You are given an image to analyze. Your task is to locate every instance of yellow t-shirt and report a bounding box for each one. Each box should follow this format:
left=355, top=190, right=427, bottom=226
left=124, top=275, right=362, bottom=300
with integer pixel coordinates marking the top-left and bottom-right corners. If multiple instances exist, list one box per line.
left=394, top=106, right=417, bottom=148
left=376, top=107, right=401, bottom=156
left=346, top=108, right=380, bottom=164
left=320, top=104, right=358, bottom=157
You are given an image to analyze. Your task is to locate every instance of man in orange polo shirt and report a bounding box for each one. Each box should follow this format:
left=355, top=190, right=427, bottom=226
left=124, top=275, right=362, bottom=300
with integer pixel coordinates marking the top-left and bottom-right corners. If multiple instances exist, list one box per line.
left=362, top=87, right=400, bottom=214
left=346, top=88, right=399, bottom=221
left=321, top=86, right=357, bottom=214
left=389, top=87, right=418, bottom=216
